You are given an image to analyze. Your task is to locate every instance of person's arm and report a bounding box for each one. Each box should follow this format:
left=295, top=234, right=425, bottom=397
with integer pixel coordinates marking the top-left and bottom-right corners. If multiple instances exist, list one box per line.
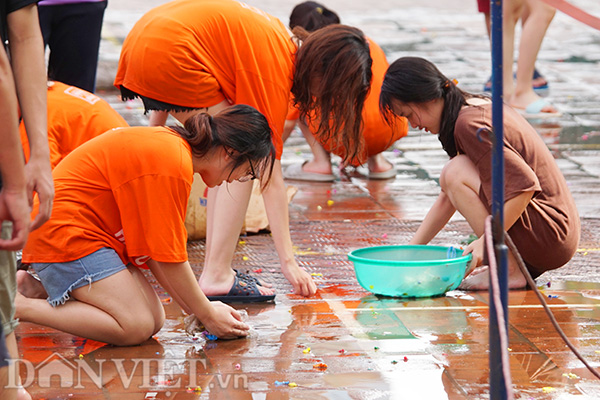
left=146, top=259, right=249, bottom=339
left=0, top=45, right=29, bottom=250
left=410, top=191, right=456, bottom=245
left=261, top=160, right=317, bottom=296
left=463, top=190, right=535, bottom=271
left=7, top=4, right=54, bottom=231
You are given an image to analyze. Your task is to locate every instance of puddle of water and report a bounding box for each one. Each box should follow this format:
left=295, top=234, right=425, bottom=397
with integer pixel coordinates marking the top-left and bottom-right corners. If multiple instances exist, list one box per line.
left=354, top=296, right=416, bottom=340
left=322, top=371, right=388, bottom=391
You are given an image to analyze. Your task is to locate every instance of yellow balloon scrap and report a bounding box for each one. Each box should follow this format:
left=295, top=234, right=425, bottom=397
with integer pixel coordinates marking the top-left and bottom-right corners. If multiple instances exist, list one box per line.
left=303, top=347, right=311, bottom=353
left=542, top=387, right=556, bottom=393
left=327, top=200, right=334, bottom=206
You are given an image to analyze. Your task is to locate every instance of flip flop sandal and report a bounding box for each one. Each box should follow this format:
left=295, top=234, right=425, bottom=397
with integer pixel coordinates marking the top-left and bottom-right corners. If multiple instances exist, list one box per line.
left=368, top=166, right=397, bottom=180
left=206, top=275, right=275, bottom=303
left=234, top=269, right=263, bottom=286
left=283, top=162, right=335, bottom=182
left=513, top=99, right=562, bottom=119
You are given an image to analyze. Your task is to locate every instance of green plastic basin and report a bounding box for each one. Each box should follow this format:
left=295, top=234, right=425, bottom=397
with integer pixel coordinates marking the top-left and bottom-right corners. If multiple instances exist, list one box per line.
left=348, top=245, right=472, bottom=298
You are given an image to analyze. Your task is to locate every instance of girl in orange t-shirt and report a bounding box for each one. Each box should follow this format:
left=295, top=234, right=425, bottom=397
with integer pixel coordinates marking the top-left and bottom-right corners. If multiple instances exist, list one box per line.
left=17, top=105, right=276, bottom=345
left=20, top=81, right=129, bottom=169
left=114, top=0, right=373, bottom=300
left=282, top=2, right=408, bottom=182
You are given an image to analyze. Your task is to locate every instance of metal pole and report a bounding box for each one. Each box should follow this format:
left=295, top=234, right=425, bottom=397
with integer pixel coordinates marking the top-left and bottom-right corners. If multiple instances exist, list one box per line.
left=489, top=0, right=510, bottom=399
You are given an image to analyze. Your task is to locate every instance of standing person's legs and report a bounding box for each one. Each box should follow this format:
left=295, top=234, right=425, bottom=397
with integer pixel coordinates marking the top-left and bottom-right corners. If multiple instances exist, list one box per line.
left=502, top=0, right=525, bottom=99
left=40, top=1, right=107, bottom=92
left=510, top=0, right=556, bottom=111
left=0, top=325, right=11, bottom=400
left=0, top=222, right=30, bottom=400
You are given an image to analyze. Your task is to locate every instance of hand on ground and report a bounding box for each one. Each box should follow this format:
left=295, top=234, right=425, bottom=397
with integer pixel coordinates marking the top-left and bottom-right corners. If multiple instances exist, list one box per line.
left=202, top=301, right=250, bottom=339
left=463, top=236, right=484, bottom=277
left=282, top=264, right=317, bottom=297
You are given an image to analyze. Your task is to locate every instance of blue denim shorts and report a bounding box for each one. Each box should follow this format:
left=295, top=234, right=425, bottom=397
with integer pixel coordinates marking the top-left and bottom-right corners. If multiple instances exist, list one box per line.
left=31, top=248, right=127, bottom=307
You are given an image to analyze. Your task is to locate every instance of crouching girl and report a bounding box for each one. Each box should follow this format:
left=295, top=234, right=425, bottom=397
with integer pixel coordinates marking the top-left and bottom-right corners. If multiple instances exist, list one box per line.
left=17, top=105, right=274, bottom=344
left=379, top=57, right=579, bottom=290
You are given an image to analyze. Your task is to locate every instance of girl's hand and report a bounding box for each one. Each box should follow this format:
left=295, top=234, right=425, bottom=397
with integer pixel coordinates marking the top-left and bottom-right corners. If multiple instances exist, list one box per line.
left=202, top=302, right=250, bottom=339
left=282, top=264, right=317, bottom=297
left=463, top=236, right=485, bottom=277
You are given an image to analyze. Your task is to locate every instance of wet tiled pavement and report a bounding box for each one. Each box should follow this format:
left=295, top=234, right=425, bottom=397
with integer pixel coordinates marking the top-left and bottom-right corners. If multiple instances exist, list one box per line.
left=13, top=0, right=600, bottom=398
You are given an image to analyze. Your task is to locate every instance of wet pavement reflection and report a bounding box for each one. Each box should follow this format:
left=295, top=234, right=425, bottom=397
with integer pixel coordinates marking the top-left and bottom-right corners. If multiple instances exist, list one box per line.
left=17, top=279, right=600, bottom=398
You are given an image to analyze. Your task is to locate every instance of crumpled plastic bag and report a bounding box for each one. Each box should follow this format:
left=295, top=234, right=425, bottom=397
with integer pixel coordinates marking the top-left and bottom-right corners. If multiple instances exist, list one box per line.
left=183, top=309, right=251, bottom=339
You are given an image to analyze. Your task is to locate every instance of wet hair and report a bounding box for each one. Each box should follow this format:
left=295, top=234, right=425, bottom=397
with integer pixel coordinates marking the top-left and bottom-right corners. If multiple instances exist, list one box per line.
left=289, top=1, right=340, bottom=32
left=291, top=24, right=372, bottom=164
left=170, top=104, right=275, bottom=188
left=380, top=57, right=486, bottom=158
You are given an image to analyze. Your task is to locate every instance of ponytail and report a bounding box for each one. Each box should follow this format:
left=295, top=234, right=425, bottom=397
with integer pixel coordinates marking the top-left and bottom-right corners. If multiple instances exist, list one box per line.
left=171, top=105, right=276, bottom=188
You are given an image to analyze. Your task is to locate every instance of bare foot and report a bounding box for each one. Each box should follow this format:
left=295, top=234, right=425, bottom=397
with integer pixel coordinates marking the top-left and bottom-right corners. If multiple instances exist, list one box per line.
left=13, top=292, right=28, bottom=320
left=198, top=269, right=275, bottom=297
left=458, top=265, right=527, bottom=291
left=367, top=153, right=394, bottom=174
left=301, top=159, right=333, bottom=176
left=16, top=270, right=47, bottom=299
left=509, top=90, right=558, bottom=114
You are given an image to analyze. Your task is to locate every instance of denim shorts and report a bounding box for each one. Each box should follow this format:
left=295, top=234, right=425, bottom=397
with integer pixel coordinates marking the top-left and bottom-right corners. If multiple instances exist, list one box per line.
left=31, top=248, right=127, bottom=307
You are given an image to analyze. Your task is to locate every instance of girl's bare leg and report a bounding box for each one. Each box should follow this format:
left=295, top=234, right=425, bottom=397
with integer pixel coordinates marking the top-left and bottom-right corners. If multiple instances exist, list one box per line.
left=297, top=121, right=333, bottom=175
left=200, top=179, right=274, bottom=296
left=367, top=153, right=394, bottom=174
left=440, top=155, right=526, bottom=289
left=510, top=0, right=557, bottom=112
left=15, top=266, right=165, bottom=345
left=502, top=0, right=525, bottom=99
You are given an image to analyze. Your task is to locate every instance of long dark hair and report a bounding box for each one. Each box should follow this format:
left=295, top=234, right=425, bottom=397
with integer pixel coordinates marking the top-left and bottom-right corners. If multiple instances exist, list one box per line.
left=380, top=57, right=485, bottom=157
left=289, top=1, right=340, bottom=32
left=291, top=24, right=372, bottom=164
left=171, top=105, right=275, bottom=188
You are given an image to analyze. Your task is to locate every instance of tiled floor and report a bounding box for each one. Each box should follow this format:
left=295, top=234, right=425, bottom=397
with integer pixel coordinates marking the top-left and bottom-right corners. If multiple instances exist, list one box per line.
left=14, top=179, right=600, bottom=399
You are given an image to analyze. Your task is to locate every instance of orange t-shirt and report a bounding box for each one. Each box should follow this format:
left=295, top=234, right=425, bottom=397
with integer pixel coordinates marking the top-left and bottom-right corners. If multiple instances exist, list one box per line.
left=22, top=127, right=193, bottom=266
left=20, top=81, right=129, bottom=169
left=287, top=39, right=408, bottom=165
left=114, top=0, right=296, bottom=159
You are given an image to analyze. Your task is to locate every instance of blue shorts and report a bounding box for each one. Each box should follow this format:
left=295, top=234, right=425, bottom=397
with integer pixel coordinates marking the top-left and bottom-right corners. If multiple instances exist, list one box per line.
left=31, top=248, right=127, bottom=307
